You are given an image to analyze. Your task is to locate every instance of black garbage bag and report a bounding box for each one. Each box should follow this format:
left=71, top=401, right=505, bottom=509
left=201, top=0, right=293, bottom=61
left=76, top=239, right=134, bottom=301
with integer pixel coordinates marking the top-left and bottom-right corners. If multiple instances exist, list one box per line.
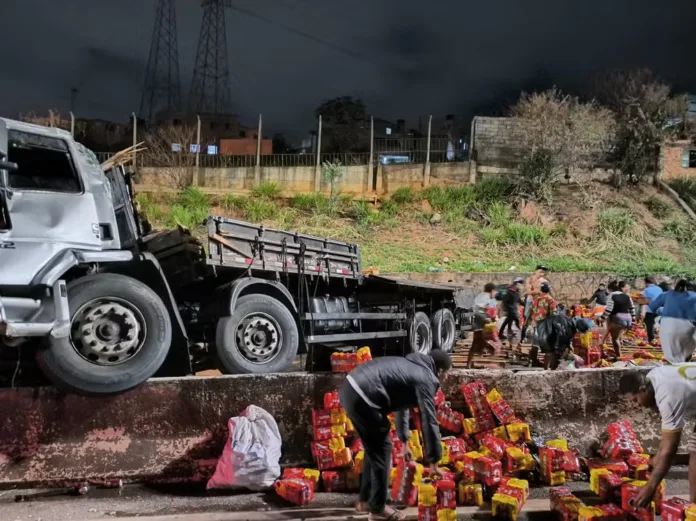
left=536, top=314, right=585, bottom=355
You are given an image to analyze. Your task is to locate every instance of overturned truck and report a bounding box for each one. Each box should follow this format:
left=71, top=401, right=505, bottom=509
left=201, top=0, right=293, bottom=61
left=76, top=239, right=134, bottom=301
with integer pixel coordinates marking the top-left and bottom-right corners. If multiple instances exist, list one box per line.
left=0, top=118, right=473, bottom=395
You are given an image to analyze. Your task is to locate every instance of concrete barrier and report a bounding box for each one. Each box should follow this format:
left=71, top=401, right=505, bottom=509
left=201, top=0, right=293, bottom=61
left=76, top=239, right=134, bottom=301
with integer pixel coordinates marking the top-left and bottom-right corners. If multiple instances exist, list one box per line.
left=0, top=369, right=662, bottom=488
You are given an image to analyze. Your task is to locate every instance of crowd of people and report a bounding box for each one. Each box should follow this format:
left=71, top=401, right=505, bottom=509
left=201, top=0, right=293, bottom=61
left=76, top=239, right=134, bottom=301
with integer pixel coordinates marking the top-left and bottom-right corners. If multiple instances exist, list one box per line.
left=466, top=267, right=696, bottom=369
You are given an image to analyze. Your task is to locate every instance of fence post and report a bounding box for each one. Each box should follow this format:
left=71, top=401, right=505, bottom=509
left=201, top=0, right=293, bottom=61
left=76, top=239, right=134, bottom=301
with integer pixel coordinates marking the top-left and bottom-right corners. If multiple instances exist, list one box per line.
left=255, top=114, right=262, bottom=186
left=314, top=115, right=323, bottom=192
left=196, top=115, right=205, bottom=187
left=366, top=116, right=374, bottom=194
left=132, top=113, right=138, bottom=175
left=469, top=116, right=477, bottom=184
left=423, top=115, right=432, bottom=187
left=70, top=112, right=75, bottom=138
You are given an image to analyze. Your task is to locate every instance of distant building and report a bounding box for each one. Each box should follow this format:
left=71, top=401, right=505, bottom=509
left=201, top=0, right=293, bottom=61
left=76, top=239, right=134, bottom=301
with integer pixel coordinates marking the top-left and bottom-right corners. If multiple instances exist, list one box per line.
left=219, top=137, right=272, bottom=156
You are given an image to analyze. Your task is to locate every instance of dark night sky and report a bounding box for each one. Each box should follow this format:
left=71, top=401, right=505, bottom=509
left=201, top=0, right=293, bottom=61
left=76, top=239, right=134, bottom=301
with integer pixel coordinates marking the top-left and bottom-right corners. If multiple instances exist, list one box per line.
left=2, top=0, right=695, bottom=141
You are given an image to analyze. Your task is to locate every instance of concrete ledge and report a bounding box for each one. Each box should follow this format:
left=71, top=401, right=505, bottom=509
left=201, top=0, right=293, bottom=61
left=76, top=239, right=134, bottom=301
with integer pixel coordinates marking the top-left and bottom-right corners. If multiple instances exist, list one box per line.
left=0, top=369, right=661, bottom=487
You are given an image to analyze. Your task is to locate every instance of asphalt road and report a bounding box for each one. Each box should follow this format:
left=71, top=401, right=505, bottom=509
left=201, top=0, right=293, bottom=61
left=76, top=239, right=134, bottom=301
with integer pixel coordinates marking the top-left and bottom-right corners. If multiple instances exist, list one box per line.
left=0, top=466, right=691, bottom=521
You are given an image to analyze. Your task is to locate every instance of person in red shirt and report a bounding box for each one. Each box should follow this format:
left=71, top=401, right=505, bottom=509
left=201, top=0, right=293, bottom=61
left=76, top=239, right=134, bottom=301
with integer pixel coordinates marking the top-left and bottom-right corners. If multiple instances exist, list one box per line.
left=530, top=283, right=557, bottom=324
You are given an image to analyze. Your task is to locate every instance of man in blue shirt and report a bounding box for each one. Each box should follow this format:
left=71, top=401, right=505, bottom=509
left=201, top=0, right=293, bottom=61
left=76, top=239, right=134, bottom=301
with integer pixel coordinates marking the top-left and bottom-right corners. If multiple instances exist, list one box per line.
left=649, top=280, right=696, bottom=363
left=643, top=277, right=663, bottom=344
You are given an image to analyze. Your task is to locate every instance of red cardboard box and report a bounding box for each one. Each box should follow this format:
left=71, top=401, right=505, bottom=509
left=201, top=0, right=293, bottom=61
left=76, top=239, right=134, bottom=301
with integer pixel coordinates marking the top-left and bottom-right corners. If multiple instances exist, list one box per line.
left=474, top=455, right=502, bottom=487
left=662, top=497, right=692, bottom=521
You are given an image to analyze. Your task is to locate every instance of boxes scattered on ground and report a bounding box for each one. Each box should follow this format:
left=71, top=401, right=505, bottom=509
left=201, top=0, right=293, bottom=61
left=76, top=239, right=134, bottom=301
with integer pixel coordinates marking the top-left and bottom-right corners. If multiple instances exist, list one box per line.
left=272, top=363, right=686, bottom=521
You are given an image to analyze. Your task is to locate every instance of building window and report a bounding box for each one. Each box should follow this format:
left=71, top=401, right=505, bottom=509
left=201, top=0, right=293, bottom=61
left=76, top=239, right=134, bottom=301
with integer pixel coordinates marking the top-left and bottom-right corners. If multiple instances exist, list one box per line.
left=7, top=130, right=81, bottom=193
left=386, top=127, right=392, bottom=135
left=681, top=149, right=696, bottom=168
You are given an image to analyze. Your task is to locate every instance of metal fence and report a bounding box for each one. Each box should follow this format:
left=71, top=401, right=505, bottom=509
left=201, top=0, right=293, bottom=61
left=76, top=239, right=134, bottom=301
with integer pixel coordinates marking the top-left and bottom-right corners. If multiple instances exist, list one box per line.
left=95, top=134, right=467, bottom=168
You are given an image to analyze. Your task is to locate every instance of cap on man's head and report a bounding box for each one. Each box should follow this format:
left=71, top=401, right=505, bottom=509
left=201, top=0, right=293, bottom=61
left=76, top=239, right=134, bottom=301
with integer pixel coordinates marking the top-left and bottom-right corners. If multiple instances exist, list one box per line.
left=536, top=265, right=548, bottom=272
left=513, top=277, right=524, bottom=284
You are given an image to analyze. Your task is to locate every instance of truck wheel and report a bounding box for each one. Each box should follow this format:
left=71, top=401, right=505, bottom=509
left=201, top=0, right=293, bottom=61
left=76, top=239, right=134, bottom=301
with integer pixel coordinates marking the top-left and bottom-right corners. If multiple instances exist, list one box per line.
left=432, top=308, right=456, bottom=353
left=216, top=294, right=299, bottom=374
left=409, top=312, right=432, bottom=355
left=37, top=273, right=172, bottom=395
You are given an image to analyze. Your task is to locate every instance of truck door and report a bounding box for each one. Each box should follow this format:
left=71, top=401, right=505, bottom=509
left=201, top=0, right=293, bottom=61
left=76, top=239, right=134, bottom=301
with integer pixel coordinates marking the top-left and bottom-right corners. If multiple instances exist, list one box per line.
left=0, top=128, right=103, bottom=286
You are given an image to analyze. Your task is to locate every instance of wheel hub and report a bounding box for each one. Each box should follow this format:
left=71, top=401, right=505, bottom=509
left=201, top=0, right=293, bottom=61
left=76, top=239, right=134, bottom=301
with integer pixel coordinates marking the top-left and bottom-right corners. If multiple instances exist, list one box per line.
left=236, top=313, right=282, bottom=364
left=71, top=299, right=145, bottom=366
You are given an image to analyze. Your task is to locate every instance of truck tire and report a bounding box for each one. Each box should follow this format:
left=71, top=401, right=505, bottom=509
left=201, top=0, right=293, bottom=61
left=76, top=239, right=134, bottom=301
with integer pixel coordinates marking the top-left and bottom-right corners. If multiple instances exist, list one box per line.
left=216, top=294, right=299, bottom=374
left=432, top=308, right=456, bottom=353
left=409, top=312, right=432, bottom=355
left=37, top=273, right=172, bottom=395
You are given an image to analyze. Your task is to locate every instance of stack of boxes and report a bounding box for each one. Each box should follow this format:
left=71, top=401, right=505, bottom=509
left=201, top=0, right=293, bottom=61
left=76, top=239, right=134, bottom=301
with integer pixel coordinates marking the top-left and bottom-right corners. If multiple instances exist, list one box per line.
left=329, top=346, right=372, bottom=372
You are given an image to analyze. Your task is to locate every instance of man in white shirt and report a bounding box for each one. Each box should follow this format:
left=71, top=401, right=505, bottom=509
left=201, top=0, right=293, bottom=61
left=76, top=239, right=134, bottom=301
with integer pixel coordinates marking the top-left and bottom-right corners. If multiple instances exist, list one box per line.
left=619, top=366, right=696, bottom=506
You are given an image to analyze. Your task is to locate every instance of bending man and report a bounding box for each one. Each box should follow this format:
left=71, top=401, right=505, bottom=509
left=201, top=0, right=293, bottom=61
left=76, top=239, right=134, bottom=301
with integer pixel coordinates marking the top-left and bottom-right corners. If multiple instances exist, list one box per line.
left=619, top=367, right=696, bottom=506
left=340, top=351, right=451, bottom=521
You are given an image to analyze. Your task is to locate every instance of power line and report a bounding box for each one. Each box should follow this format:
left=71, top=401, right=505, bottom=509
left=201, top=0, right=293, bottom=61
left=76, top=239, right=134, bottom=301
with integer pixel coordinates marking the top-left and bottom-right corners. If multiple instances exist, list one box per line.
left=228, top=3, right=381, bottom=68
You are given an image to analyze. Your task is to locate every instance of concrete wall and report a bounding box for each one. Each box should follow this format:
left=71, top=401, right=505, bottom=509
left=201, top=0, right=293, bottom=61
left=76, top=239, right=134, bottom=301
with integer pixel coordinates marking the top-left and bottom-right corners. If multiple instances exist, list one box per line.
left=0, top=369, right=665, bottom=488
left=392, top=272, right=659, bottom=305
left=138, top=165, right=371, bottom=195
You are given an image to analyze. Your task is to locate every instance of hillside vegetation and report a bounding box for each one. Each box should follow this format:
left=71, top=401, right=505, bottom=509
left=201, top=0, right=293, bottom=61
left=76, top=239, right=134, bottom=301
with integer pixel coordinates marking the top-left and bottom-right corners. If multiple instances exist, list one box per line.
left=135, top=179, right=696, bottom=276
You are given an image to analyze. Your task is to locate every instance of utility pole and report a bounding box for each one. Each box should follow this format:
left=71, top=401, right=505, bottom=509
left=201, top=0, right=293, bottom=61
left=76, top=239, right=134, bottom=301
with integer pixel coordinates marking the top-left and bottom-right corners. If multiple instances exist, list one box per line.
left=367, top=116, right=374, bottom=193
left=424, top=115, right=432, bottom=186
left=70, top=112, right=75, bottom=138
left=132, top=113, right=138, bottom=173
left=255, top=114, right=262, bottom=186
left=314, top=115, right=323, bottom=192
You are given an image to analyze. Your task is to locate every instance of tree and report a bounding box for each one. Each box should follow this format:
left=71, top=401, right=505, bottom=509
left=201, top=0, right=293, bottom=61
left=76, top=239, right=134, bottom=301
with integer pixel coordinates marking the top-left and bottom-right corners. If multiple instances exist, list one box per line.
left=590, top=69, right=687, bottom=187
left=315, top=96, right=369, bottom=153
left=511, top=88, right=615, bottom=201
left=144, top=124, right=197, bottom=189
left=272, top=133, right=291, bottom=154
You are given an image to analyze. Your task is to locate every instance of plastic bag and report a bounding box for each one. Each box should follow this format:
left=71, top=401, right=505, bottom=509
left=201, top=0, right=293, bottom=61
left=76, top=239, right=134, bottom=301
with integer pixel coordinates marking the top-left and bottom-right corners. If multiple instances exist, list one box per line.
left=207, top=405, right=282, bottom=491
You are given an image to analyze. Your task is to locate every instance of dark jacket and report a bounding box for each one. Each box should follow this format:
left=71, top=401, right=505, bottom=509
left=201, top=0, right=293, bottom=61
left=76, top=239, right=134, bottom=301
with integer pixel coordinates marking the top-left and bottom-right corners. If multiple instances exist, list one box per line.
left=503, top=285, right=521, bottom=314
left=589, top=289, right=609, bottom=306
left=536, top=314, right=588, bottom=355
left=348, top=353, right=442, bottom=463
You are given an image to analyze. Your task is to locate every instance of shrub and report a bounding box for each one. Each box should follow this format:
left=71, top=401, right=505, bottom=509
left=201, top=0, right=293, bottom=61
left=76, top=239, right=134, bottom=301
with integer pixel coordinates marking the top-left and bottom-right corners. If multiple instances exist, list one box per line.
left=290, top=193, right=323, bottom=212
left=664, top=218, right=696, bottom=244
left=244, top=200, right=279, bottom=222
left=178, top=186, right=209, bottom=211
left=252, top=182, right=282, bottom=199
left=486, top=202, right=512, bottom=228
left=391, top=186, right=418, bottom=204
left=220, top=194, right=248, bottom=212
left=504, top=223, right=549, bottom=246
left=168, top=204, right=208, bottom=230
left=645, top=196, right=671, bottom=219
left=477, top=227, right=506, bottom=245
left=380, top=199, right=400, bottom=216
left=596, top=207, right=637, bottom=238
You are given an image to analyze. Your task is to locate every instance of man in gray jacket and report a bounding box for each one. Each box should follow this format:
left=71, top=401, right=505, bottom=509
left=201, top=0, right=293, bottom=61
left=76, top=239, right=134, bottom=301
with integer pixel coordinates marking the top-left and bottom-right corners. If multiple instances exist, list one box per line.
left=339, top=351, right=452, bottom=521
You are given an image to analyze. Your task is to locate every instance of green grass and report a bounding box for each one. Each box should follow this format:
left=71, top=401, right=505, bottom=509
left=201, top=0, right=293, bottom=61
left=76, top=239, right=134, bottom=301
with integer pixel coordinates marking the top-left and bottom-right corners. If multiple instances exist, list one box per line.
left=646, top=196, right=671, bottom=219
left=391, top=186, right=418, bottom=204
left=251, top=182, right=282, bottom=199
left=244, top=199, right=279, bottom=222
left=596, top=207, right=639, bottom=238
left=670, top=177, right=696, bottom=206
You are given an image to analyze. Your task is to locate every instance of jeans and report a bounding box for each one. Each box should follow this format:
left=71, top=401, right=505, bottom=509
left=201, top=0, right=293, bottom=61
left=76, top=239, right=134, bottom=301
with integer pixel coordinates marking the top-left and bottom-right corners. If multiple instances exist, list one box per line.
left=644, top=312, right=657, bottom=343
left=339, top=380, right=392, bottom=514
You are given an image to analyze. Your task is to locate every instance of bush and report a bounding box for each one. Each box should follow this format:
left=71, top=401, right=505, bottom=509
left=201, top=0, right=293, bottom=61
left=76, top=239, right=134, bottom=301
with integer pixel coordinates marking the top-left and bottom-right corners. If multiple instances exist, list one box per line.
left=252, top=182, right=282, bottom=199
left=646, top=196, right=671, bottom=219
left=244, top=200, right=279, bottom=222
left=486, top=202, right=512, bottom=228
left=664, top=218, right=696, bottom=244
left=596, top=207, right=638, bottom=238
left=474, top=178, right=513, bottom=203
left=289, top=193, right=328, bottom=213
left=178, top=186, right=209, bottom=211
left=391, top=186, right=418, bottom=204
left=477, top=227, right=507, bottom=245
left=220, top=194, right=248, bottom=212
left=670, top=178, right=696, bottom=206
left=380, top=199, right=400, bottom=217
left=504, top=223, right=549, bottom=246
left=168, top=204, right=208, bottom=229
left=518, top=149, right=556, bottom=202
